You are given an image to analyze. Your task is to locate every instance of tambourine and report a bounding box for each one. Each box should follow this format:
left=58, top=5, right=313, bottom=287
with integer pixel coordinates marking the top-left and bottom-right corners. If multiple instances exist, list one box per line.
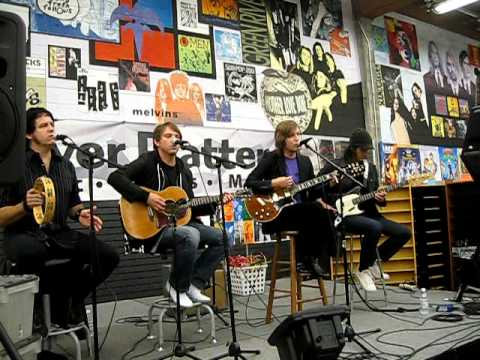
left=33, top=176, right=56, bottom=225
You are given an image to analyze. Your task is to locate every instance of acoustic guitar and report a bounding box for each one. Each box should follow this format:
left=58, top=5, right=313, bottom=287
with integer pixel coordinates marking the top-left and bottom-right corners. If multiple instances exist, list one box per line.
left=335, top=173, right=431, bottom=219
left=244, top=162, right=366, bottom=222
left=120, top=186, right=250, bottom=240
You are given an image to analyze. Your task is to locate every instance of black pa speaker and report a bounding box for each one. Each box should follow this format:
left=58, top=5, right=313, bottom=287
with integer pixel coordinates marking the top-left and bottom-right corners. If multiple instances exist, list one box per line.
left=0, top=11, right=26, bottom=185
left=268, top=305, right=348, bottom=360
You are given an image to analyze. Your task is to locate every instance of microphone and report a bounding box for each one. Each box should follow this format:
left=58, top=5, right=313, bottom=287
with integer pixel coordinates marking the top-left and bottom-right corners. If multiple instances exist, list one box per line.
left=173, top=139, right=189, bottom=146
left=299, top=137, right=313, bottom=147
left=55, top=134, right=69, bottom=141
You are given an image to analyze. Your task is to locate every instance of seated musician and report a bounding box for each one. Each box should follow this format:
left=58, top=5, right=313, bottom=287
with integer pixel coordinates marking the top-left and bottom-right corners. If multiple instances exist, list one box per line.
left=108, top=122, right=230, bottom=308
left=0, top=107, right=120, bottom=327
left=245, top=120, right=336, bottom=277
left=319, top=128, right=411, bottom=291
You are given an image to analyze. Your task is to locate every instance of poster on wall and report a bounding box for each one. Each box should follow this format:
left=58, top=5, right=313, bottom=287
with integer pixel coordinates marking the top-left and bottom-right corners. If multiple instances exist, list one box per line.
left=265, top=0, right=301, bottom=71
left=48, top=45, right=81, bottom=80
left=17, top=0, right=119, bottom=41
left=224, top=63, right=258, bottom=102
left=214, top=28, right=242, bottom=63
left=177, top=33, right=216, bottom=78
left=205, top=94, right=231, bottom=122
left=238, top=0, right=270, bottom=66
left=77, top=68, right=120, bottom=114
left=198, top=0, right=240, bottom=29
left=384, top=16, right=421, bottom=71
left=176, top=0, right=210, bottom=34
left=330, top=28, right=351, bottom=57
left=154, top=71, right=205, bottom=126
left=26, top=57, right=47, bottom=109
left=119, top=60, right=151, bottom=92
left=300, top=0, right=343, bottom=40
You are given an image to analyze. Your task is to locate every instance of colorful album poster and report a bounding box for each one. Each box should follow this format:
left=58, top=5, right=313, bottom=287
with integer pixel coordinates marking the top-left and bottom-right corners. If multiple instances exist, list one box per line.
left=459, top=99, right=470, bottom=119
left=214, top=28, right=242, bottom=63
left=380, top=143, right=399, bottom=185
left=457, top=148, right=472, bottom=181
left=419, top=145, right=442, bottom=182
left=178, top=34, right=215, bottom=77
left=456, top=120, right=467, bottom=139
left=384, top=16, right=421, bottom=71
left=439, top=147, right=458, bottom=180
left=199, top=0, right=240, bottom=29
left=205, top=93, right=232, bottom=122
left=224, top=63, right=257, bottom=102
left=375, top=65, right=402, bottom=107
left=434, top=95, right=448, bottom=116
left=397, top=146, right=421, bottom=184
left=26, top=57, right=47, bottom=109
left=265, top=0, right=301, bottom=70
left=176, top=0, right=209, bottom=34
left=372, top=25, right=389, bottom=54
left=431, top=116, right=445, bottom=138
left=300, top=0, right=343, bottom=40
left=243, top=220, right=255, bottom=244
left=49, top=46, right=81, bottom=80
left=118, top=60, right=150, bottom=92
left=444, top=118, right=457, bottom=138
left=330, top=28, right=351, bottom=57
left=447, top=96, right=460, bottom=118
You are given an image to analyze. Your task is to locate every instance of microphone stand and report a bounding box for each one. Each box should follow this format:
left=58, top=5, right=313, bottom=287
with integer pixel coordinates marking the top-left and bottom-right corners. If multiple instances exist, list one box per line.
left=179, top=143, right=260, bottom=360
left=301, top=142, right=381, bottom=350
left=58, top=136, right=124, bottom=360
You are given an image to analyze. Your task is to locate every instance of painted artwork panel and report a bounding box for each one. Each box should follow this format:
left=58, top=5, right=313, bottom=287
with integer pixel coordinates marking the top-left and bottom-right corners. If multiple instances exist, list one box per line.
left=384, top=16, right=421, bottom=71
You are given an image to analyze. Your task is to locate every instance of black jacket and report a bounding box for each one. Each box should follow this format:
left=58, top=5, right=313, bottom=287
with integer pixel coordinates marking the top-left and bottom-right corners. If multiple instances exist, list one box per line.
left=319, top=159, right=386, bottom=216
left=244, top=150, right=324, bottom=202
left=107, top=151, right=215, bottom=219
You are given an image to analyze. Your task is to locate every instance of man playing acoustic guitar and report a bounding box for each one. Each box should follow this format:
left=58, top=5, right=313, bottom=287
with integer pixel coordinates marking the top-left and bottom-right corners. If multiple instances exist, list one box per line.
left=108, top=122, right=231, bottom=308
left=319, top=129, right=411, bottom=291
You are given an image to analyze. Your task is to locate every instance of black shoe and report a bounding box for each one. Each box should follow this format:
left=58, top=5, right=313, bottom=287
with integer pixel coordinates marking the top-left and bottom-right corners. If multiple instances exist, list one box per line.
left=37, top=350, right=68, bottom=360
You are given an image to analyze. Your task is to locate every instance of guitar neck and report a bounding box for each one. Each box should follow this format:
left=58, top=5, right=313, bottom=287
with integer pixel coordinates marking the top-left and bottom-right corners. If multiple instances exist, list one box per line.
left=291, top=174, right=332, bottom=195
left=355, top=183, right=399, bottom=204
left=189, top=195, right=221, bottom=208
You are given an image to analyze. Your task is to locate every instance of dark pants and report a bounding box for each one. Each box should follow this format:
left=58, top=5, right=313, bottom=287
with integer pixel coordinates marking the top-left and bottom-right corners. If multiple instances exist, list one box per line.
left=157, top=221, right=224, bottom=292
left=342, top=214, right=411, bottom=271
left=262, top=202, right=336, bottom=269
left=4, top=229, right=119, bottom=302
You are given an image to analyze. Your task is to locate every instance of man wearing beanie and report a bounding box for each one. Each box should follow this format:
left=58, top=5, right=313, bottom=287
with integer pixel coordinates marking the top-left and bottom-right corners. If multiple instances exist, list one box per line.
left=319, top=128, right=411, bottom=291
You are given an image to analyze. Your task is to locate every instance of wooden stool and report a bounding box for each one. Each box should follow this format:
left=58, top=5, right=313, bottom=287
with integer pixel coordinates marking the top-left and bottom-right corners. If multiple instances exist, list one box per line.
left=265, top=231, right=328, bottom=324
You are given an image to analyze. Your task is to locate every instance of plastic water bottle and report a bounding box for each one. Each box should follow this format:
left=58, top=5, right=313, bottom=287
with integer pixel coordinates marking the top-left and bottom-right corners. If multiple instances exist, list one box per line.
left=419, top=288, right=430, bottom=316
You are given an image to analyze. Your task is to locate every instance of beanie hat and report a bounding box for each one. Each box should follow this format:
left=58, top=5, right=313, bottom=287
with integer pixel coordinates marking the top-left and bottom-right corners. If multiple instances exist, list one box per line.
left=349, top=128, right=373, bottom=149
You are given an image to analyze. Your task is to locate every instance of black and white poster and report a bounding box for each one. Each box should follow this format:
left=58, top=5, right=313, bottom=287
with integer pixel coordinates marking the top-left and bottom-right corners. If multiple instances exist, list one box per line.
left=224, top=62, right=258, bottom=102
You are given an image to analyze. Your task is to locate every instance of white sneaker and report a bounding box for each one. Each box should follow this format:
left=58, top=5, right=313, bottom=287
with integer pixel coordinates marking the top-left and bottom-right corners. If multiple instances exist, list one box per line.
left=165, top=282, right=193, bottom=308
left=369, top=264, right=390, bottom=280
left=355, top=270, right=377, bottom=291
left=187, top=284, right=211, bottom=303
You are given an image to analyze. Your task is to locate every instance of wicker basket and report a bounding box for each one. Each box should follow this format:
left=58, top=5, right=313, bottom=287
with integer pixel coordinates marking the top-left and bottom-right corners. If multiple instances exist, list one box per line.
left=230, top=264, right=268, bottom=296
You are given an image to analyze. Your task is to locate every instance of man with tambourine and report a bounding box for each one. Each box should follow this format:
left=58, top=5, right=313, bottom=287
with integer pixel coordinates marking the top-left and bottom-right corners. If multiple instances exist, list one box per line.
left=0, top=107, right=119, bottom=328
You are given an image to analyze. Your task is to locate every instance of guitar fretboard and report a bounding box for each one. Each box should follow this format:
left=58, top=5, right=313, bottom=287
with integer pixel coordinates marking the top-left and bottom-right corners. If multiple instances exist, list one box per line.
left=291, top=174, right=332, bottom=195
left=189, top=195, right=221, bottom=207
left=353, top=183, right=399, bottom=205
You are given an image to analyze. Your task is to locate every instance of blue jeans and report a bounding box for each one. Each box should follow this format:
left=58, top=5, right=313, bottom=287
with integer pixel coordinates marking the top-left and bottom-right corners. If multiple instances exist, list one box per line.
left=158, top=221, right=224, bottom=292
left=342, top=215, right=411, bottom=271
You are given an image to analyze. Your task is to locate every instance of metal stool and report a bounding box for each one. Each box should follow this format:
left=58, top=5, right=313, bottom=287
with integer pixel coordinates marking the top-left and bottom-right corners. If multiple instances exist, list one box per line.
left=42, top=259, right=92, bottom=360
left=266, top=231, right=328, bottom=324
left=146, top=297, right=217, bottom=352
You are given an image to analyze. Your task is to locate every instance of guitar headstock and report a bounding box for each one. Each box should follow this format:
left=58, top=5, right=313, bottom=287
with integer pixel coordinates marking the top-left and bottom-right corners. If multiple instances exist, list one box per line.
left=344, top=161, right=366, bottom=177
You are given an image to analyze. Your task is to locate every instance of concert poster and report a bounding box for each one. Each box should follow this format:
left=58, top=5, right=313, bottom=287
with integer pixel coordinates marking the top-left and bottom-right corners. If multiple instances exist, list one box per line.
left=118, top=60, right=150, bottom=92
left=198, top=0, right=240, bottom=29
left=224, top=62, right=258, bottom=103
left=330, top=28, right=351, bottom=57
left=176, top=0, right=209, bottom=34
left=178, top=33, right=215, bottom=78
left=214, top=28, right=242, bottom=63
left=384, top=16, right=421, bottom=71
left=375, top=65, right=402, bottom=108
left=48, top=46, right=81, bottom=80
left=205, top=93, right=232, bottom=122
left=300, top=0, right=343, bottom=40
left=380, top=143, right=399, bottom=185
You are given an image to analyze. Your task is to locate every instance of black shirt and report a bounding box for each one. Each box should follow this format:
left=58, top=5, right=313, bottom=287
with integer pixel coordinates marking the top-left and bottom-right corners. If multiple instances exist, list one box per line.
left=0, top=147, right=82, bottom=235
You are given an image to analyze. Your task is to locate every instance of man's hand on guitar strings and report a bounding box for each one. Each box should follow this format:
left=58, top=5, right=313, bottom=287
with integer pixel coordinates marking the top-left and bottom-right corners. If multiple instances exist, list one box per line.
left=317, top=198, right=337, bottom=213
left=147, top=192, right=166, bottom=213
left=374, top=190, right=387, bottom=202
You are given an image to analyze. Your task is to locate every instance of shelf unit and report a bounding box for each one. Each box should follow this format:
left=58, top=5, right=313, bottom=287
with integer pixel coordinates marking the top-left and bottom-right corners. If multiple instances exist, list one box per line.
left=331, top=187, right=417, bottom=285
